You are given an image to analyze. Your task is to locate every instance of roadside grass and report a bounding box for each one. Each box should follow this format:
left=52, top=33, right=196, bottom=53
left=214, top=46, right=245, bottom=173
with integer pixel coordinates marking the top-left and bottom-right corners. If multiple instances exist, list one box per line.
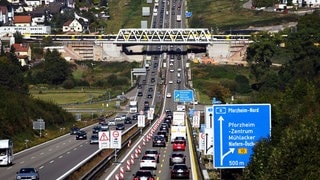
left=187, top=0, right=298, bottom=31
left=30, top=88, right=107, bottom=105
left=13, top=119, right=97, bottom=152
left=107, top=0, right=153, bottom=33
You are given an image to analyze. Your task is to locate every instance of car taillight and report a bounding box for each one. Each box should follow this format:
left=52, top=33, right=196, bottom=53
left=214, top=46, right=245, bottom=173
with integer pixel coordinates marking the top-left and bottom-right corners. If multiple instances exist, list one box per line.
left=133, top=178, right=138, bottom=180
left=141, top=160, right=145, bottom=162
left=152, top=160, right=156, bottom=162
left=148, top=178, right=154, bottom=180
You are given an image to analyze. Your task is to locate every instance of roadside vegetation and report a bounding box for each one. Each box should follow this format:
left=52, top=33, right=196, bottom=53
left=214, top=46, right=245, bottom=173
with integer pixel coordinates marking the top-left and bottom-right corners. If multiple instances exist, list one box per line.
left=187, top=0, right=298, bottom=31
left=191, top=13, right=320, bottom=178
left=1, top=0, right=320, bottom=177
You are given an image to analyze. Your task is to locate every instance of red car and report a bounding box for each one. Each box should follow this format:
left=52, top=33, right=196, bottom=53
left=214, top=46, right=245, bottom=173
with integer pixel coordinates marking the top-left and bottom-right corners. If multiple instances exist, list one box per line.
left=173, top=140, right=186, bottom=151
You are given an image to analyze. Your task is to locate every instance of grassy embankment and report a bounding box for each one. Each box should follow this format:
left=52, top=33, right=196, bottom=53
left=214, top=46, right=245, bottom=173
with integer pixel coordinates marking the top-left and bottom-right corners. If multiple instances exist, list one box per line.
left=187, top=0, right=298, bottom=31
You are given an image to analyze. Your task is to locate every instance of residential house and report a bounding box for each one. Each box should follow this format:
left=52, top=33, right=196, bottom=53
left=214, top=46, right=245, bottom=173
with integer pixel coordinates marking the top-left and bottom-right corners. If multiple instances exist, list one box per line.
left=14, top=15, right=32, bottom=26
left=63, top=19, right=83, bottom=33
left=0, top=6, right=9, bottom=25
left=7, top=0, right=19, bottom=4
left=12, top=43, right=32, bottom=66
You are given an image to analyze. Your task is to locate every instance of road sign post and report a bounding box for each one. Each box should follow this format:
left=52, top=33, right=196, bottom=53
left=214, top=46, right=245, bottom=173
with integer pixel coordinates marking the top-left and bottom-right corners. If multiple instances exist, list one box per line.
left=213, top=104, right=271, bottom=168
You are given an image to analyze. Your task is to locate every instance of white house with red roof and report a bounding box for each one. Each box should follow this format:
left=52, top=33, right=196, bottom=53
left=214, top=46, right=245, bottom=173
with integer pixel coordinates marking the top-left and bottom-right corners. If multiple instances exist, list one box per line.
left=12, top=43, right=32, bottom=66
left=14, top=15, right=32, bottom=26
left=62, top=19, right=83, bottom=33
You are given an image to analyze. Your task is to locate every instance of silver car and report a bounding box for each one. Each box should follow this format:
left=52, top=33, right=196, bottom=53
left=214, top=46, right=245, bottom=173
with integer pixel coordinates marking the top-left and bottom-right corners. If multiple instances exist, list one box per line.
left=16, top=168, right=39, bottom=180
left=169, top=152, right=186, bottom=166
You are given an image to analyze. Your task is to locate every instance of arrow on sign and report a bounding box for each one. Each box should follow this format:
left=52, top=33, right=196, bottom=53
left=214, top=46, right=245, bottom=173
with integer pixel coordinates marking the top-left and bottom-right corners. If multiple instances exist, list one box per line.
left=222, top=148, right=235, bottom=163
left=218, top=116, right=235, bottom=165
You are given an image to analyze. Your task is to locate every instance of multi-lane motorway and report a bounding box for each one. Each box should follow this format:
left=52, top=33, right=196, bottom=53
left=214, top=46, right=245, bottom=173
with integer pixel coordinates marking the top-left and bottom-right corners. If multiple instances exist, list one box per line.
left=0, top=0, right=200, bottom=179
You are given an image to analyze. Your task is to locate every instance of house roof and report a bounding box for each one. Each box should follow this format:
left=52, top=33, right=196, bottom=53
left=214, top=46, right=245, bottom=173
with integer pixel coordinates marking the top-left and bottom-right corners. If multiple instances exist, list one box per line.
left=14, top=15, right=32, bottom=23
left=63, top=20, right=73, bottom=26
left=12, top=43, right=30, bottom=52
left=0, top=6, right=7, bottom=14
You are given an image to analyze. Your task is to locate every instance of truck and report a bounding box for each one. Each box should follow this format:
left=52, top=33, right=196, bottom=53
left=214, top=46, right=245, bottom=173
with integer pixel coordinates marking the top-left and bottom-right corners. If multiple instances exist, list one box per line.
left=0, top=139, right=13, bottom=166
left=172, top=111, right=185, bottom=126
left=170, top=126, right=187, bottom=142
left=176, top=15, right=181, bottom=22
left=129, top=100, right=138, bottom=113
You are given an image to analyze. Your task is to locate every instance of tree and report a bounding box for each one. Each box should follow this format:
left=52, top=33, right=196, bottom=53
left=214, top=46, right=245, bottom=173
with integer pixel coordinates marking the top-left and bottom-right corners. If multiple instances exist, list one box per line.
left=0, top=51, right=28, bottom=94
left=246, top=32, right=278, bottom=82
left=13, top=31, right=25, bottom=44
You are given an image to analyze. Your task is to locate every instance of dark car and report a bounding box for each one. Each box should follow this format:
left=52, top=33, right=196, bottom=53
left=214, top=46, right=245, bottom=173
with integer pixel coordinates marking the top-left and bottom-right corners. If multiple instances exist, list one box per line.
left=169, top=153, right=186, bottom=166
left=98, top=116, right=106, bottom=125
left=138, top=91, right=143, bottom=96
left=133, top=170, right=155, bottom=180
left=152, top=135, right=166, bottom=147
left=92, top=125, right=101, bottom=134
left=164, top=117, right=172, bottom=127
left=147, top=94, right=153, bottom=99
left=148, top=87, right=153, bottom=92
left=132, top=114, right=138, bottom=120
left=159, top=123, right=169, bottom=133
left=16, top=168, right=39, bottom=180
left=157, top=131, right=169, bottom=142
left=171, top=164, right=190, bottom=179
left=125, top=117, right=132, bottom=124
left=116, top=123, right=125, bottom=130
left=70, top=127, right=80, bottom=135
left=76, top=130, right=87, bottom=140
left=90, top=134, right=99, bottom=144
left=176, top=79, right=181, bottom=84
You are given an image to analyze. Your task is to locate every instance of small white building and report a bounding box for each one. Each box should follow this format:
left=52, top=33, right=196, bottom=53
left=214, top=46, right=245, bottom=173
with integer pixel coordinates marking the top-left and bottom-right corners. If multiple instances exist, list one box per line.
left=62, top=19, right=83, bottom=33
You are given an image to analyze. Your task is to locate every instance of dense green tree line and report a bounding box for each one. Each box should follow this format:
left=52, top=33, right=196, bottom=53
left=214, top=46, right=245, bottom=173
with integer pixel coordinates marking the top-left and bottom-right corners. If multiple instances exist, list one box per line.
left=0, top=48, right=74, bottom=140
left=244, top=12, right=320, bottom=178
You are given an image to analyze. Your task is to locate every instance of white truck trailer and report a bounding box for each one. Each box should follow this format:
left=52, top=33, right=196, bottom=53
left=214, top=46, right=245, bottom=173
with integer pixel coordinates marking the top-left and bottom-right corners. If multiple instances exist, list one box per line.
left=0, top=139, right=13, bottom=166
left=129, top=100, right=138, bottom=113
left=176, top=15, right=181, bottom=22
left=170, top=126, right=187, bottom=142
left=172, top=111, right=185, bottom=126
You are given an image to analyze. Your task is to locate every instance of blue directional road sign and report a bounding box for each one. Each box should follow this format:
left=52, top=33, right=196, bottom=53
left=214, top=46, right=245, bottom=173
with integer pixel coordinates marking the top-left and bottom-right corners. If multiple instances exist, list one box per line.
left=185, top=11, right=192, bottom=18
left=213, top=104, right=271, bottom=168
left=174, top=90, right=194, bottom=103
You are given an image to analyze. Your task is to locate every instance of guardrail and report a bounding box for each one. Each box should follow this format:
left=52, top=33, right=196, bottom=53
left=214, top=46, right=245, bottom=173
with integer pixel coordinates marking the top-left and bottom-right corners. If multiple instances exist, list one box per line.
left=57, top=123, right=138, bottom=180
left=81, top=127, right=142, bottom=179
left=58, top=118, right=154, bottom=179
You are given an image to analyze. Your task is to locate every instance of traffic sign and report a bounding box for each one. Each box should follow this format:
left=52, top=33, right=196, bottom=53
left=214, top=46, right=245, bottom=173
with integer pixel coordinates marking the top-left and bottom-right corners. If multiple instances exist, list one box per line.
left=110, top=130, right=122, bottom=149
left=213, top=104, right=271, bottom=168
left=147, top=107, right=154, bottom=120
left=174, top=90, right=194, bottom=103
left=138, top=115, right=145, bottom=127
left=185, top=11, right=192, bottom=18
left=198, top=132, right=205, bottom=151
left=99, top=131, right=110, bottom=149
left=112, top=131, right=119, bottom=138
left=192, top=110, right=200, bottom=128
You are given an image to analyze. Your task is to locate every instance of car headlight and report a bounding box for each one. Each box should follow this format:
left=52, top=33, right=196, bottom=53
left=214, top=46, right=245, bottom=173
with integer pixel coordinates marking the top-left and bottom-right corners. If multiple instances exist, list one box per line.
left=31, top=175, right=37, bottom=179
left=16, top=176, right=22, bottom=180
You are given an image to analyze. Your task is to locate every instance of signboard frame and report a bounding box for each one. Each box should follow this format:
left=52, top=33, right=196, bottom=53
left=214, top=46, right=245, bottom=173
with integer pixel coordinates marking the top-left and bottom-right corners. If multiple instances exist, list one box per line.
left=213, top=104, right=271, bottom=169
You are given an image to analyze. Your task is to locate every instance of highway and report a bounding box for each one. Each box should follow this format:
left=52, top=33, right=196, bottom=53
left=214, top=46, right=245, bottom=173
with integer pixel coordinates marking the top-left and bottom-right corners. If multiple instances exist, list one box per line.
left=0, top=0, right=200, bottom=179
left=98, top=0, right=198, bottom=179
